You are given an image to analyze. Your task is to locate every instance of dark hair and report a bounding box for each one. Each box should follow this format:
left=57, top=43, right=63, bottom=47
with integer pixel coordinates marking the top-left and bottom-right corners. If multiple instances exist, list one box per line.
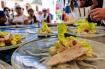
left=28, top=8, right=34, bottom=12
left=63, top=8, right=65, bottom=11
left=0, top=11, right=5, bottom=18
left=3, top=7, right=10, bottom=12
left=42, top=9, right=47, bottom=13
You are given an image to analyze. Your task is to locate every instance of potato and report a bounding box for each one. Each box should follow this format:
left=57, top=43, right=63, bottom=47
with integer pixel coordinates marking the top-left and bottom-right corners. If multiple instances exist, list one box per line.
left=49, top=46, right=57, bottom=56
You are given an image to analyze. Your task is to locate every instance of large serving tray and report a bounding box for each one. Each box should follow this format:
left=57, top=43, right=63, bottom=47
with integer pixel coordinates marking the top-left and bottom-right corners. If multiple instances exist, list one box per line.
left=12, top=37, right=105, bottom=69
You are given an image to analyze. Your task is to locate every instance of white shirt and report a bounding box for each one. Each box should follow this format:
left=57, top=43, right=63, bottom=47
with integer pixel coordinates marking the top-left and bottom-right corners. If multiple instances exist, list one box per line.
left=103, top=0, right=105, bottom=8
left=13, top=15, right=28, bottom=24
left=72, top=7, right=90, bottom=19
left=36, top=15, right=43, bottom=22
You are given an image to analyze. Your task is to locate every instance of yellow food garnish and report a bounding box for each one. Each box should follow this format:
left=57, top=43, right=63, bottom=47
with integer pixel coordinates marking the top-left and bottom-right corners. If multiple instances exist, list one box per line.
left=79, top=40, right=93, bottom=56
left=37, top=22, right=52, bottom=34
left=0, top=32, right=8, bottom=37
left=11, top=40, right=17, bottom=45
left=73, top=19, right=96, bottom=34
left=10, top=34, right=22, bottom=45
left=57, top=23, right=69, bottom=47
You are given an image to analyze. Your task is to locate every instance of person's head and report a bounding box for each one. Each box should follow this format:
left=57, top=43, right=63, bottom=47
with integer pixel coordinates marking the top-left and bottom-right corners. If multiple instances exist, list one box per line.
left=27, top=8, right=34, bottom=16
left=42, top=9, right=47, bottom=15
left=47, top=8, right=50, bottom=13
left=77, top=0, right=86, bottom=8
left=38, top=11, right=42, bottom=15
left=0, top=11, right=7, bottom=24
left=3, top=7, right=10, bottom=16
left=15, top=5, right=23, bottom=15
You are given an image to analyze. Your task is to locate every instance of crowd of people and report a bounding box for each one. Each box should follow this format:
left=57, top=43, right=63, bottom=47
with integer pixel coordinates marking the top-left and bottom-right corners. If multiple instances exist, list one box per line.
left=0, top=0, right=105, bottom=26
left=0, top=4, right=53, bottom=26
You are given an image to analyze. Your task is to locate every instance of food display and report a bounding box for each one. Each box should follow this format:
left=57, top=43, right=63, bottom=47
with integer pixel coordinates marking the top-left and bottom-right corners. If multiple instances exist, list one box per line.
left=0, top=32, right=22, bottom=47
left=45, top=24, right=94, bottom=66
left=37, top=22, right=52, bottom=35
left=72, top=19, right=96, bottom=34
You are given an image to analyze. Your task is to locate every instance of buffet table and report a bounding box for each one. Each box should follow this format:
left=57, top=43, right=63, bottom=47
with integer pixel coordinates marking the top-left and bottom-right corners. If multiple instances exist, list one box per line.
left=10, top=24, right=105, bottom=69
left=0, top=23, right=105, bottom=69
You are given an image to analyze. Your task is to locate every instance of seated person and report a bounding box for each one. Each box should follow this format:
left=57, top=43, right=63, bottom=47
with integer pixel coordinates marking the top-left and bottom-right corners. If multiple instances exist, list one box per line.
left=3, top=7, right=13, bottom=25
left=61, top=9, right=68, bottom=22
left=27, top=8, right=37, bottom=24
left=47, top=9, right=53, bottom=20
left=0, top=11, right=7, bottom=26
left=12, top=5, right=29, bottom=25
left=43, top=9, right=51, bottom=23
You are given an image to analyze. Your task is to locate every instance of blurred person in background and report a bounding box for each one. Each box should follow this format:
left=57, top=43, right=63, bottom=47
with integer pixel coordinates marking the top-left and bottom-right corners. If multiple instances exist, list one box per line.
left=10, top=8, right=15, bottom=19
left=12, top=5, right=29, bottom=25
left=3, top=7, right=10, bottom=18
left=0, top=11, right=7, bottom=26
left=36, top=11, right=43, bottom=22
left=27, top=8, right=37, bottom=24
left=47, top=9, right=53, bottom=20
left=3, top=7, right=13, bottom=25
left=61, top=9, right=67, bottom=21
left=43, top=9, right=51, bottom=23
left=65, top=3, right=71, bottom=14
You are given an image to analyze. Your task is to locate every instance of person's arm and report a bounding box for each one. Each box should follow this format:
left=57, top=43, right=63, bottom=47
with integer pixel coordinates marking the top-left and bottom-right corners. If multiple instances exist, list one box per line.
left=10, top=18, right=16, bottom=25
left=23, top=15, right=30, bottom=25
left=24, top=19, right=29, bottom=25
left=34, top=16, right=39, bottom=23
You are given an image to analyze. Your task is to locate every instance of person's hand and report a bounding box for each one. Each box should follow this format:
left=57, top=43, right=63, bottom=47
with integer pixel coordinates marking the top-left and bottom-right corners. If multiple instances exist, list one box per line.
left=24, top=19, right=30, bottom=25
left=90, top=8, right=105, bottom=21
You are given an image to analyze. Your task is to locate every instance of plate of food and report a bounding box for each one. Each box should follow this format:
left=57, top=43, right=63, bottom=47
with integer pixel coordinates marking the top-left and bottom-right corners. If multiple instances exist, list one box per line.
left=67, top=19, right=105, bottom=38
left=0, top=31, right=33, bottom=51
left=37, top=22, right=57, bottom=38
left=12, top=24, right=105, bottom=69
